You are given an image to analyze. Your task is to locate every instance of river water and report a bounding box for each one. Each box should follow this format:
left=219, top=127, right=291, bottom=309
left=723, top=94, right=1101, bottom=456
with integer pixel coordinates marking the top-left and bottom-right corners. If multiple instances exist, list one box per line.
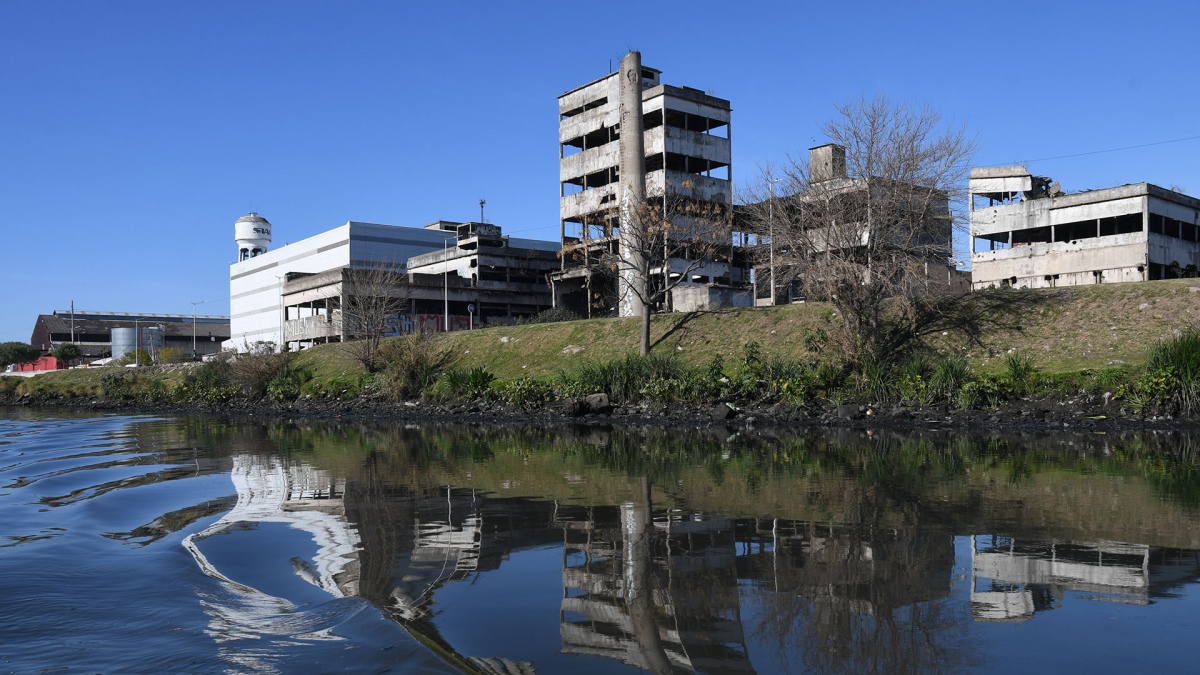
left=2, top=410, right=1198, bottom=674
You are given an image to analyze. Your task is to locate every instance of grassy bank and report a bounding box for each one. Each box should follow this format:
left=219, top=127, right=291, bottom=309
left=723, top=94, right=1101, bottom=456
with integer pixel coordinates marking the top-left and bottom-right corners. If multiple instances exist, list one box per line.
left=4, top=279, right=1199, bottom=418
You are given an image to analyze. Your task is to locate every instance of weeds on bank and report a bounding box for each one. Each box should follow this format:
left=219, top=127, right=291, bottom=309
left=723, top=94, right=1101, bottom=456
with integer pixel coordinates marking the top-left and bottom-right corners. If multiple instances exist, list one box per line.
left=8, top=324, right=1199, bottom=420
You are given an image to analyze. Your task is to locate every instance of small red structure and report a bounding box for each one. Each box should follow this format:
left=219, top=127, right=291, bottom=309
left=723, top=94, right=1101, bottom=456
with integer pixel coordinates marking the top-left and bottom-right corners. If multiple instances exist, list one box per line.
left=13, top=356, right=64, bottom=372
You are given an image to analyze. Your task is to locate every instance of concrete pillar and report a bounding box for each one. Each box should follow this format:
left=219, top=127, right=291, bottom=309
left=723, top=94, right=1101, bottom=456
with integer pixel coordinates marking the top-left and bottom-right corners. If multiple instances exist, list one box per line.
left=618, top=51, right=647, bottom=318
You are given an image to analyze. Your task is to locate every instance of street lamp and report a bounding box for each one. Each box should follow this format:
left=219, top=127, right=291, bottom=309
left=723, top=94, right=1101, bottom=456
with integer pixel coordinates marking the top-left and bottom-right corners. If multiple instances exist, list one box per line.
left=190, top=300, right=207, bottom=361
left=767, top=177, right=780, bottom=305
left=443, top=237, right=450, bottom=332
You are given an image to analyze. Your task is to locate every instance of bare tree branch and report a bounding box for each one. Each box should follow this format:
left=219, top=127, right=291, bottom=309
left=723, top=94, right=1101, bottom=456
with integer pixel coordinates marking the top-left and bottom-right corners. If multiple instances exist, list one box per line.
left=741, top=95, right=976, bottom=363
left=341, top=264, right=411, bottom=372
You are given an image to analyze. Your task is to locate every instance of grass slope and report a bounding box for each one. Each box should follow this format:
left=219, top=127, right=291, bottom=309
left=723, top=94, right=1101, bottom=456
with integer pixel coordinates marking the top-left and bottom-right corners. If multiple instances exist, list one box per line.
left=419, top=278, right=1200, bottom=379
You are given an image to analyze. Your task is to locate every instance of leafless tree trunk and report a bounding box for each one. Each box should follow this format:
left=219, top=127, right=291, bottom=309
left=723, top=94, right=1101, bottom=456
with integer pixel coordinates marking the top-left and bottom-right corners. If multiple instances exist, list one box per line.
left=341, top=264, right=411, bottom=372
left=741, top=95, right=975, bottom=363
left=611, top=182, right=734, bottom=356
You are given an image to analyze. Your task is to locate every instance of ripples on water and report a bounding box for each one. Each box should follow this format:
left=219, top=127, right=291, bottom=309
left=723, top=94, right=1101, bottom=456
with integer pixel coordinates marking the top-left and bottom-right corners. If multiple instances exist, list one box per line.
left=2, top=409, right=1199, bottom=673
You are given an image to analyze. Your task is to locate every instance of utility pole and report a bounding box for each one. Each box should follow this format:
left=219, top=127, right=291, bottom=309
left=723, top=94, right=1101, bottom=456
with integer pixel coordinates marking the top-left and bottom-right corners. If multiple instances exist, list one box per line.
left=443, top=238, right=449, bottom=332
left=768, top=177, right=780, bottom=305
left=479, top=198, right=486, bottom=223
left=190, top=300, right=207, bottom=361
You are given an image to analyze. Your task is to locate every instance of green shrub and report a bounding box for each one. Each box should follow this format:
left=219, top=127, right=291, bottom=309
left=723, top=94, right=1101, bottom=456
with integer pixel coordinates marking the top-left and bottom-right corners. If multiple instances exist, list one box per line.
left=930, top=354, right=970, bottom=404
left=1004, top=351, right=1038, bottom=395
left=100, top=371, right=139, bottom=400
left=439, top=368, right=472, bottom=398
left=465, top=367, right=496, bottom=399
left=228, top=346, right=290, bottom=398
left=959, top=374, right=1009, bottom=409
left=854, top=355, right=894, bottom=404
left=115, top=349, right=152, bottom=367
left=1145, top=327, right=1200, bottom=415
left=639, top=377, right=679, bottom=404
left=762, top=354, right=815, bottom=403
left=1092, top=366, right=1129, bottom=391
left=267, top=364, right=313, bottom=402
left=377, top=334, right=449, bottom=400
left=516, top=308, right=582, bottom=325
left=436, top=366, right=496, bottom=400
left=501, top=377, right=555, bottom=409
left=814, top=360, right=849, bottom=399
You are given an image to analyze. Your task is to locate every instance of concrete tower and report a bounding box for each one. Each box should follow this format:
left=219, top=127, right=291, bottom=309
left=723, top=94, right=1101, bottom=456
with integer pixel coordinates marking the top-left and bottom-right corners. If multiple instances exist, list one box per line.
left=235, top=212, right=272, bottom=261
left=618, top=50, right=648, bottom=318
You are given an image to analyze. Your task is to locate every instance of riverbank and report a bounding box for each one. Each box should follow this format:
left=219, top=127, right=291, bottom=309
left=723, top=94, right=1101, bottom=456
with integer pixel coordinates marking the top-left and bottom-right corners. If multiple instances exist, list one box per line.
left=5, top=384, right=1193, bottom=434
left=4, top=281, right=1198, bottom=432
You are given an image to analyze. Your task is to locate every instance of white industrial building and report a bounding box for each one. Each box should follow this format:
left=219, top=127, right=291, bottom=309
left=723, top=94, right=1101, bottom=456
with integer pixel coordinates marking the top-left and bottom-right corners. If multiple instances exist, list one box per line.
left=228, top=213, right=455, bottom=350
left=969, top=166, right=1200, bottom=289
left=228, top=213, right=561, bottom=351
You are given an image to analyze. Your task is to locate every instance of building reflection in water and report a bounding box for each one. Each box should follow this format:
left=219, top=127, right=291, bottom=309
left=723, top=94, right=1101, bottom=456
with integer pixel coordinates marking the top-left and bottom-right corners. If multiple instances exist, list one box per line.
left=185, top=456, right=1200, bottom=673
left=969, top=534, right=1200, bottom=622
left=182, top=454, right=365, bottom=645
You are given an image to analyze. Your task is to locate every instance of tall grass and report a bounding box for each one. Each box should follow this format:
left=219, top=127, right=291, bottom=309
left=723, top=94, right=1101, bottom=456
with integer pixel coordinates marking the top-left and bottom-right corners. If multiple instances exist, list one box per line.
left=566, top=353, right=691, bottom=403
left=1145, top=326, right=1200, bottom=414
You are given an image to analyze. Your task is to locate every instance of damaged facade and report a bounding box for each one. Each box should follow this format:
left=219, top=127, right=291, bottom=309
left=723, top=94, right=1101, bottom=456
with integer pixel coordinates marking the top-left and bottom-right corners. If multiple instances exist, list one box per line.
left=742, top=144, right=964, bottom=304
left=969, top=166, right=1200, bottom=289
left=551, top=53, right=752, bottom=317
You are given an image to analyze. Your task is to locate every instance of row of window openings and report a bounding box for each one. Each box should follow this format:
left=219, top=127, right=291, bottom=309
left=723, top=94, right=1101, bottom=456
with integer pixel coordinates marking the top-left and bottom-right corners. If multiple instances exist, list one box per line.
left=562, top=154, right=730, bottom=194
left=976, top=213, right=1200, bottom=251
left=561, top=109, right=729, bottom=156
left=974, top=214, right=1143, bottom=250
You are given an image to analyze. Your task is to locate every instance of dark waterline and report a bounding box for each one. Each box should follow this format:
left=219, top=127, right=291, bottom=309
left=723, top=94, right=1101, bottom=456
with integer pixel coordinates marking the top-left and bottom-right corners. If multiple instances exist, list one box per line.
left=2, top=409, right=1198, bottom=673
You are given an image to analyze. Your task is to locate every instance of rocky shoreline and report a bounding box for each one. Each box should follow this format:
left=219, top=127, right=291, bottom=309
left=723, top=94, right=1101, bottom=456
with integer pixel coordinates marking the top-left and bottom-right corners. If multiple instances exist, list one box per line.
left=3, top=390, right=1195, bottom=433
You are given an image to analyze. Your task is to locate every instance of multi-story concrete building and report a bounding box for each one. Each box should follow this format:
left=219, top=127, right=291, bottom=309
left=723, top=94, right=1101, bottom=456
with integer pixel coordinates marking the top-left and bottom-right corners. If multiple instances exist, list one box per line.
left=969, top=166, right=1200, bottom=289
left=740, top=144, right=963, bottom=304
left=551, top=53, right=751, bottom=317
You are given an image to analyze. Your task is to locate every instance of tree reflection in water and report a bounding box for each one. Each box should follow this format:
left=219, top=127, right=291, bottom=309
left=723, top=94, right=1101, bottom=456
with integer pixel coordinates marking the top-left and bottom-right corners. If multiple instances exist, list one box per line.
left=170, top=418, right=1200, bottom=673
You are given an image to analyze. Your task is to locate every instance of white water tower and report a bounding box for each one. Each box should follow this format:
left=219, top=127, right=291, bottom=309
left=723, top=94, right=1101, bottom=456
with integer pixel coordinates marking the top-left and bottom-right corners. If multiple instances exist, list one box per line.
left=235, top=212, right=272, bottom=261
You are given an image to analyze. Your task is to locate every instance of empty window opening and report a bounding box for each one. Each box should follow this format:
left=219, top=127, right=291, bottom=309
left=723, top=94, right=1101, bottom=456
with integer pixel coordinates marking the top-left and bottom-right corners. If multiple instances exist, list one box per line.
left=663, top=152, right=729, bottom=178
left=1055, top=220, right=1098, bottom=242
left=560, top=96, right=608, bottom=120
left=663, top=109, right=729, bottom=136
left=1109, top=213, right=1142, bottom=235
left=974, top=233, right=1010, bottom=251
left=1012, top=226, right=1051, bottom=245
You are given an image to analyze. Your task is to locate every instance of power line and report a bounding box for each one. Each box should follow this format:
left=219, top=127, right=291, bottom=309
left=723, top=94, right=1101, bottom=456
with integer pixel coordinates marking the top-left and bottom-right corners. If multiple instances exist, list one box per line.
left=982, top=133, right=1200, bottom=167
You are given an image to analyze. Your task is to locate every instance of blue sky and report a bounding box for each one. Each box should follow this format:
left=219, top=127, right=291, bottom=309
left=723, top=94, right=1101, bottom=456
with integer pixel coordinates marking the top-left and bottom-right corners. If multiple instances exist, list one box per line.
left=2, top=1, right=1198, bottom=342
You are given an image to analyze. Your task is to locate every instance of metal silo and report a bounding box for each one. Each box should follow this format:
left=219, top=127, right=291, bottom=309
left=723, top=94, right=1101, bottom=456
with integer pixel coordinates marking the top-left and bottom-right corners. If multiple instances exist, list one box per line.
left=111, top=328, right=135, bottom=361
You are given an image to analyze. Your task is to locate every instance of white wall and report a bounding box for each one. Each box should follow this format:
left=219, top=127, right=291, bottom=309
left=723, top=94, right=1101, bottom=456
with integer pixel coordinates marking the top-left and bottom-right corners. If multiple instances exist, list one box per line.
left=227, top=222, right=454, bottom=351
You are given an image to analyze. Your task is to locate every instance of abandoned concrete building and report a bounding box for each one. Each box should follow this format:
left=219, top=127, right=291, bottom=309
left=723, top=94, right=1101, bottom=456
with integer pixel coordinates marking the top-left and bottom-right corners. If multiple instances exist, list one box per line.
left=741, top=143, right=964, bottom=304
left=550, top=52, right=752, bottom=317
left=969, top=166, right=1200, bottom=290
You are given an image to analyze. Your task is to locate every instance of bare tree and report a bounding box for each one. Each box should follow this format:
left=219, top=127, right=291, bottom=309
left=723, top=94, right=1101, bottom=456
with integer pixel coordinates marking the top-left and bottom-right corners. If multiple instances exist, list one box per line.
left=741, top=96, right=975, bottom=363
left=341, top=264, right=411, bottom=372
left=598, top=180, right=734, bottom=356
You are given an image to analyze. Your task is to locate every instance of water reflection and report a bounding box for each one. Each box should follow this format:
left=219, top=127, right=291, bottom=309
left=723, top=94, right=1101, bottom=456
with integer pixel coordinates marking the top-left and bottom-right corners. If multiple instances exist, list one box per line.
left=970, top=536, right=1200, bottom=621
left=6, top=412, right=1200, bottom=673
left=183, top=454, right=368, bottom=643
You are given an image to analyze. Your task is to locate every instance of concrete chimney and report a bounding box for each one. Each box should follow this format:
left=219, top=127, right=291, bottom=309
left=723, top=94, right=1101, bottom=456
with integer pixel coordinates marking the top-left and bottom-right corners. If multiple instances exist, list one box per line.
left=810, top=144, right=847, bottom=183
left=618, top=50, right=647, bottom=318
